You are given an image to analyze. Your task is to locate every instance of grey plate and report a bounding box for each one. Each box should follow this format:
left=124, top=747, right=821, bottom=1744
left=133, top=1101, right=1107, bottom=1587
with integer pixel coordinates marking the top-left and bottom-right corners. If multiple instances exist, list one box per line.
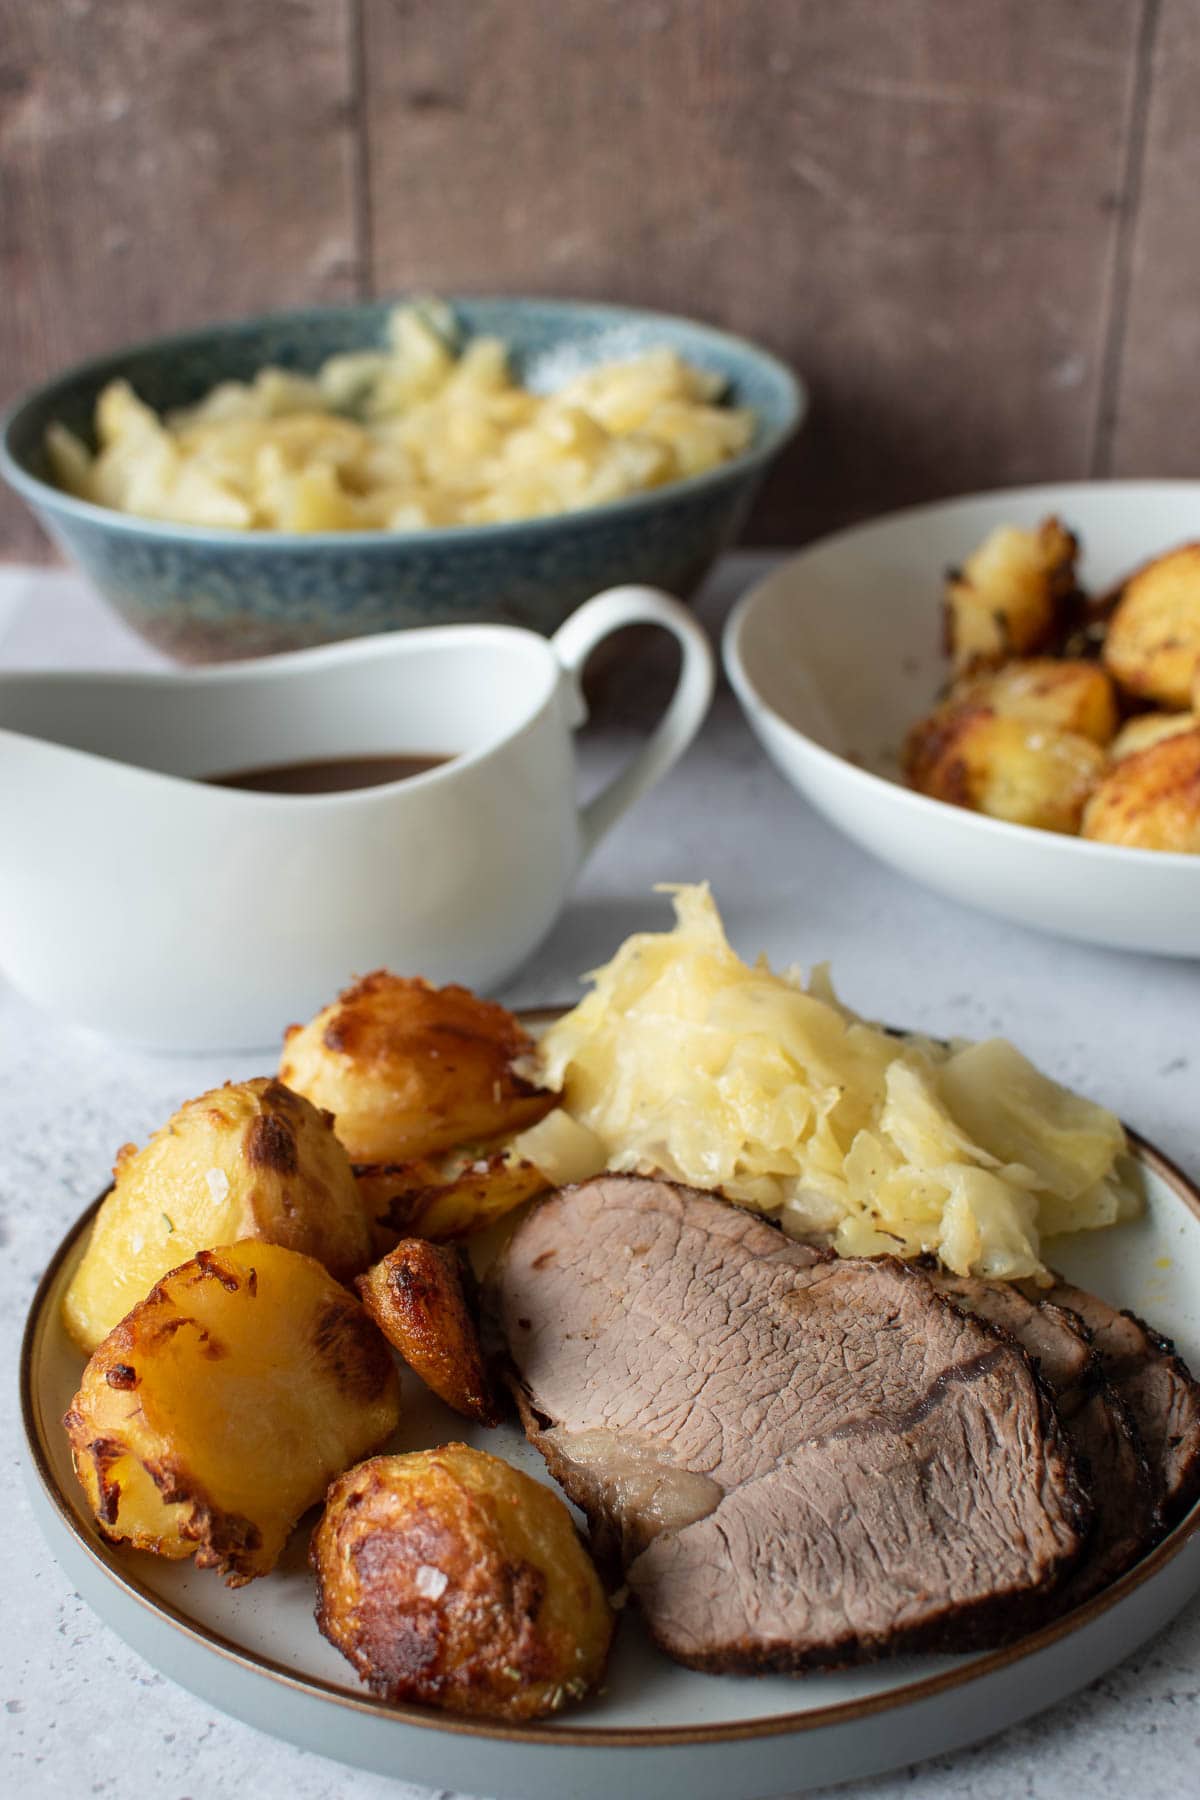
left=21, top=1129, right=1200, bottom=1800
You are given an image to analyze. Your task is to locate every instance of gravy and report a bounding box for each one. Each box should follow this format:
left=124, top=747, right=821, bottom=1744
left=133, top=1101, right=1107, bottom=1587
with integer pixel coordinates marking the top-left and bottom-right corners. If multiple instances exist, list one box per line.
left=205, top=753, right=451, bottom=794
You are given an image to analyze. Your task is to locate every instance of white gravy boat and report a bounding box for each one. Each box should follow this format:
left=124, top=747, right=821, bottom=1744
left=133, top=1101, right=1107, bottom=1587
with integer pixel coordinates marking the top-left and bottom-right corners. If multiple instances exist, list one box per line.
left=0, top=586, right=713, bottom=1050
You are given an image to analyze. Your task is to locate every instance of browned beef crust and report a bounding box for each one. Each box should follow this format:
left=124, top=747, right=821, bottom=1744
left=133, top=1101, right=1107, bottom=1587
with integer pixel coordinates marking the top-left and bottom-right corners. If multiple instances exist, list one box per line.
left=492, top=1176, right=1090, bottom=1674
left=1026, top=1277, right=1200, bottom=1526
left=932, top=1270, right=1158, bottom=1605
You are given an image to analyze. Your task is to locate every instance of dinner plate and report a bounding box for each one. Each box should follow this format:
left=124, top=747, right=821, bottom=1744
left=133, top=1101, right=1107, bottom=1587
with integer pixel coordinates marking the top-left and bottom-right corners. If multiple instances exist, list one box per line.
left=723, top=481, right=1200, bottom=957
left=21, top=1127, right=1200, bottom=1800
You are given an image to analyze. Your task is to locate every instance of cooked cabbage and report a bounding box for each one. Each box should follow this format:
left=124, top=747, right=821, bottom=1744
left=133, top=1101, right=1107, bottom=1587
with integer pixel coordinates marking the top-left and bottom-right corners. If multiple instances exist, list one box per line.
left=47, top=305, right=754, bottom=532
left=534, top=885, right=1139, bottom=1279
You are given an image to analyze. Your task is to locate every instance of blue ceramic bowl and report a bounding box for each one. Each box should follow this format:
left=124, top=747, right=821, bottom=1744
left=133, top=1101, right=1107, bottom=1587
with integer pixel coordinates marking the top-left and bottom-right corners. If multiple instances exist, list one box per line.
left=1, top=297, right=803, bottom=661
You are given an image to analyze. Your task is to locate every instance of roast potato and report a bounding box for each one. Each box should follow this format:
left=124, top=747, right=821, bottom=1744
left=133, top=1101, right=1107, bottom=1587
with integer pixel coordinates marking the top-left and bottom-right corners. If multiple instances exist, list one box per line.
left=1103, top=544, right=1200, bottom=708
left=944, top=517, right=1078, bottom=674
left=65, top=1241, right=401, bottom=1584
left=356, top=1240, right=499, bottom=1424
left=905, top=708, right=1106, bottom=832
left=62, top=1078, right=373, bottom=1355
left=356, top=1142, right=550, bottom=1247
left=356, top=1107, right=606, bottom=1248
left=951, top=658, right=1118, bottom=745
left=1110, top=710, right=1198, bottom=761
left=1082, top=728, right=1200, bottom=850
left=279, top=972, right=557, bottom=1165
left=312, top=1445, right=612, bottom=1719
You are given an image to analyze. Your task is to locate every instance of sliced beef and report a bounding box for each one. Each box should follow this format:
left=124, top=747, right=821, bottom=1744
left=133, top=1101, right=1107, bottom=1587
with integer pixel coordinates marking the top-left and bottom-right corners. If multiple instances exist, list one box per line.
left=491, top=1176, right=1089, bottom=1673
left=1026, top=1277, right=1200, bottom=1525
left=930, top=1272, right=1096, bottom=1394
left=932, top=1271, right=1158, bottom=1602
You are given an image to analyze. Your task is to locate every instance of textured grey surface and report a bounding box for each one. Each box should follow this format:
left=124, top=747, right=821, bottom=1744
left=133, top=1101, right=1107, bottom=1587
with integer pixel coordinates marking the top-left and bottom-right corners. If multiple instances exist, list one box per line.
left=3, top=556, right=1199, bottom=1798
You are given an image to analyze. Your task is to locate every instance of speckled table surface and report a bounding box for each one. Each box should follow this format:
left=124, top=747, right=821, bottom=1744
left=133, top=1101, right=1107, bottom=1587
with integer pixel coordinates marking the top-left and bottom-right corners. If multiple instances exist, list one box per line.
left=3, top=557, right=1199, bottom=1800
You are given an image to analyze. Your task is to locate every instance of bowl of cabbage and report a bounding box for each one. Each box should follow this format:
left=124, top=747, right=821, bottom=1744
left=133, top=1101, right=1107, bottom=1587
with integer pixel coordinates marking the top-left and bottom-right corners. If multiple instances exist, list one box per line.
left=1, top=297, right=802, bottom=661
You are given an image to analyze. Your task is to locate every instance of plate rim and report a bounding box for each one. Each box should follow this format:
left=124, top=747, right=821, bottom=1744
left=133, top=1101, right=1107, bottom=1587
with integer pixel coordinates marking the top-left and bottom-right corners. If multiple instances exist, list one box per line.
left=722, top=479, right=1200, bottom=873
left=22, top=1119, right=1200, bottom=1752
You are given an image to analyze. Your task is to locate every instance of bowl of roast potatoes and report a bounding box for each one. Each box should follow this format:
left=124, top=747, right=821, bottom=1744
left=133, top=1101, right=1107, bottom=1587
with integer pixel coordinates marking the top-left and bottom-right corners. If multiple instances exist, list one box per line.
left=725, top=489, right=1200, bottom=955
left=60, top=973, right=612, bottom=1723
left=906, top=519, right=1200, bottom=849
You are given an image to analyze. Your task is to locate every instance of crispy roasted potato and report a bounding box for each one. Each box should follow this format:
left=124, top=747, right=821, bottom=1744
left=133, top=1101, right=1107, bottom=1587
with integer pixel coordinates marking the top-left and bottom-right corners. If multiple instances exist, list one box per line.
left=951, top=657, right=1118, bottom=745
left=1082, top=728, right=1200, bottom=850
left=905, top=708, right=1106, bottom=833
left=356, top=1108, right=604, bottom=1249
left=313, top=1445, right=612, bottom=1719
left=279, top=972, right=557, bottom=1165
left=65, top=1242, right=401, bottom=1584
left=356, top=1240, right=499, bottom=1424
left=944, top=518, right=1078, bottom=674
left=62, top=1078, right=372, bottom=1355
left=1103, top=544, right=1200, bottom=708
left=1110, top=710, right=1199, bottom=761
left=356, top=1143, right=550, bottom=1247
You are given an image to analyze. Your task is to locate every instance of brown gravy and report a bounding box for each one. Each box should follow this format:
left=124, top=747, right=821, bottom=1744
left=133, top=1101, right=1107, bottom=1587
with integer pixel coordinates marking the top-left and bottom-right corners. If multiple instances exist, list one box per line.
left=205, top=753, right=451, bottom=794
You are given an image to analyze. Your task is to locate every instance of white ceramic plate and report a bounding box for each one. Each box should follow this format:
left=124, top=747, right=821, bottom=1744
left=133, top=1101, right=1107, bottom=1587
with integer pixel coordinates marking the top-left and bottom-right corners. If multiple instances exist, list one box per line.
left=723, top=482, right=1200, bottom=956
left=21, top=1126, right=1200, bottom=1799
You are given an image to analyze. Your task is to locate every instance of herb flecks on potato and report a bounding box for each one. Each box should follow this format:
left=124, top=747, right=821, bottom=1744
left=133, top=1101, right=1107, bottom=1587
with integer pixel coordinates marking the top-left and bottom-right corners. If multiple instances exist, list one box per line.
left=356, top=1240, right=500, bottom=1425
left=65, top=1242, right=401, bottom=1585
left=279, top=971, right=557, bottom=1167
left=62, top=1078, right=373, bottom=1355
left=312, top=1445, right=612, bottom=1720
left=944, top=518, right=1078, bottom=675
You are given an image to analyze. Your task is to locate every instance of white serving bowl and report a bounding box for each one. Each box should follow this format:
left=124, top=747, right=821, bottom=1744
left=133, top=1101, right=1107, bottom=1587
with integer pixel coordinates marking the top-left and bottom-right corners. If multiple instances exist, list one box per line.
left=724, top=482, right=1200, bottom=958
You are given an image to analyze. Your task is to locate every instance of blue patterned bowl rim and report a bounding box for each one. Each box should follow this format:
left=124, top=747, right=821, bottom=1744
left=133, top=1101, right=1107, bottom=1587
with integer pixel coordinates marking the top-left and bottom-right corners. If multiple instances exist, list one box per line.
left=0, top=295, right=804, bottom=549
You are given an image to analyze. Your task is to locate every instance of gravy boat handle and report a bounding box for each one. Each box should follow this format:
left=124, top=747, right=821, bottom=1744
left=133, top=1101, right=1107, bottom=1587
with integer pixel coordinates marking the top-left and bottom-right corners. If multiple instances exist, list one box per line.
left=551, top=586, right=715, bottom=860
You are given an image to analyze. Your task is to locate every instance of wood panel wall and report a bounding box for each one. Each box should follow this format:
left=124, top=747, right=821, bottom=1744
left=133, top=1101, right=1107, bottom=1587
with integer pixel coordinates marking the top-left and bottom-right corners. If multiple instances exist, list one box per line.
left=1, top=0, right=1194, bottom=563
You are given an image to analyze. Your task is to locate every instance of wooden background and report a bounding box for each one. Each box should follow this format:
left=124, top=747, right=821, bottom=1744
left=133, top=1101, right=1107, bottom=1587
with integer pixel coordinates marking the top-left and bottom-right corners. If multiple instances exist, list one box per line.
left=2, top=0, right=1196, bottom=561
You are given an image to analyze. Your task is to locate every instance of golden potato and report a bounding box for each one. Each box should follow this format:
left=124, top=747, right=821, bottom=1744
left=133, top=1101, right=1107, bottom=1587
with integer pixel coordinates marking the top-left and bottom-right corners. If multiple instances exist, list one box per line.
left=1082, top=728, right=1200, bottom=851
left=62, top=1078, right=373, bottom=1355
left=944, top=517, right=1078, bottom=674
left=1103, top=544, right=1200, bottom=708
left=357, top=1240, right=499, bottom=1425
left=1110, top=710, right=1198, bottom=761
left=65, top=1242, right=401, bottom=1584
left=906, top=708, right=1106, bottom=833
left=356, top=1142, right=549, bottom=1247
left=312, top=1446, right=612, bottom=1719
left=279, top=972, right=557, bottom=1165
left=952, top=657, right=1118, bottom=745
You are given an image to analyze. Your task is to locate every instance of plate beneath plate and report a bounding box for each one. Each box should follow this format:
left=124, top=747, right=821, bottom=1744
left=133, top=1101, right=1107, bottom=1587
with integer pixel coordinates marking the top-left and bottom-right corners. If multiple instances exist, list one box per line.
left=22, top=1129, right=1200, bottom=1800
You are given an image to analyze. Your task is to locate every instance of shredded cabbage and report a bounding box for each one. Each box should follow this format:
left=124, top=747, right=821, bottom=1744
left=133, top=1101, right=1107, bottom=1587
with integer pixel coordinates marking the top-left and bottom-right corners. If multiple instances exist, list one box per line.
left=531, top=885, right=1140, bottom=1279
